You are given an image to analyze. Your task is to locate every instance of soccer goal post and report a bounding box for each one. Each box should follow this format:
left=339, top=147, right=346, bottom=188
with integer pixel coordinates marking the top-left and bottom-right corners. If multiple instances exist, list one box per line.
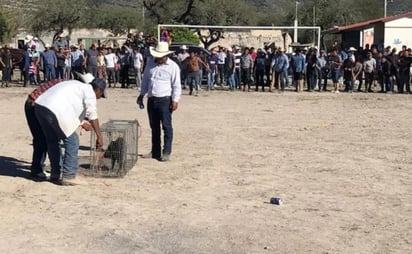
left=158, top=24, right=321, bottom=52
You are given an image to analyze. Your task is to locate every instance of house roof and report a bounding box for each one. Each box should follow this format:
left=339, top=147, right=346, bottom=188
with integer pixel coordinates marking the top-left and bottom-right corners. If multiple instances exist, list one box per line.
left=325, top=11, right=412, bottom=34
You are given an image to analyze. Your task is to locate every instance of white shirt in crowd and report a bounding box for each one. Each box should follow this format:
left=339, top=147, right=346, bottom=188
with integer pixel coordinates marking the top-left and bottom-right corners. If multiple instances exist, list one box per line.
left=35, top=80, right=98, bottom=137
left=104, top=53, right=117, bottom=68
left=140, top=57, right=182, bottom=103
left=133, top=52, right=144, bottom=69
left=177, top=52, right=189, bottom=63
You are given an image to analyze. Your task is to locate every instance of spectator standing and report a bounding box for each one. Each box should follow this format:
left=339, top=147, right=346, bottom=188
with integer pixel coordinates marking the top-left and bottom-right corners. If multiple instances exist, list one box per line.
left=56, top=47, right=67, bottom=79
left=398, top=49, right=412, bottom=94
left=85, top=43, right=99, bottom=78
left=271, top=47, right=289, bottom=92
left=70, top=44, right=84, bottom=74
left=177, top=45, right=190, bottom=89
left=97, top=50, right=107, bottom=80
left=42, top=43, right=57, bottom=82
left=254, top=48, right=266, bottom=91
left=381, top=56, right=393, bottom=93
left=342, top=55, right=355, bottom=92
left=225, top=48, right=236, bottom=91
left=363, top=52, right=376, bottom=92
left=291, top=48, right=305, bottom=92
left=328, top=48, right=343, bottom=93
left=132, top=47, right=144, bottom=89
left=0, top=45, right=12, bottom=87
left=54, top=35, right=68, bottom=49
left=186, top=51, right=207, bottom=96
left=104, top=48, right=117, bottom=88
left=316, top=50, right=329, bottom=92
left=206, top=48, right=219, bottom=91
left=234, top=47, right=242, bottom=89
left=240, top=47, right=254, bottom=92
left=119, top=45, right=132, bottom=88
left=217, top=46, right=227, bottom=86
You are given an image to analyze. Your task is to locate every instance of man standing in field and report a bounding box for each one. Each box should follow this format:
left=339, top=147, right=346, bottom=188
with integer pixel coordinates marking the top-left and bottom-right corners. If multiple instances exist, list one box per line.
left=137, top=42, right=181, bottom=162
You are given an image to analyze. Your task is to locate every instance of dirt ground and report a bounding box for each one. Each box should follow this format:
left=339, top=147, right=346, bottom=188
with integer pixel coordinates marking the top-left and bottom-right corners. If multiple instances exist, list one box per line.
left=0, top=83, right=411, bottom=254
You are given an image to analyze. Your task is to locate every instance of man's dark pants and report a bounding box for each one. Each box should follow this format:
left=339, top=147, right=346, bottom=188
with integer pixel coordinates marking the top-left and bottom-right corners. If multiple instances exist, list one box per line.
left=24, top=100, right=47, bottom=175
left=147, top=96, right=173, bottom=159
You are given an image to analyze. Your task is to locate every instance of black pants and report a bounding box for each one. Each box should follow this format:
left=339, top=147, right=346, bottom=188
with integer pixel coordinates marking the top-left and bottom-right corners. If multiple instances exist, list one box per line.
left=255, top=69, right=265, bottom=91
left=120, top=65, right=130, bottom=88
left=147, top=96, right=173, bottom=159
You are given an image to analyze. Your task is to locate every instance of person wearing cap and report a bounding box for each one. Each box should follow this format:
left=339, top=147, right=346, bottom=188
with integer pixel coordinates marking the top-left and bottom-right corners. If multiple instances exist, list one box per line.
left=54, top=34, right=68, bottom=49
left=316, top=50, right=329, bottom=92
left=42, top=43, right=57, bottom=81
left=137, top=42, right=181, bottom=162
left=23, top=44, right=41, bottom=87
left=206, top=48, right=219, bottom=91
left=0, top=44, right=12, bottom=88
left=328, top=48, right=343, bottom=93
left=31, top=73, right=107, bottom=185
left=70, top=44, right=84, bottom=75
left=271, top=47, right=289, bottom=92
left=291, top=48, right=305, bottom=92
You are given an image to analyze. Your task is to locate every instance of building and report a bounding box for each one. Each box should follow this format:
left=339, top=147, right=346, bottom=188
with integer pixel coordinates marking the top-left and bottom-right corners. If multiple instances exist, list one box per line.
left=326, top=11, right=412, bottom=50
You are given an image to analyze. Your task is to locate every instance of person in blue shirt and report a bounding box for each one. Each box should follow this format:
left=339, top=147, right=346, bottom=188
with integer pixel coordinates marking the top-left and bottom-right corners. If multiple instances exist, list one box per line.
left=291, top=48, right=305, bottom=92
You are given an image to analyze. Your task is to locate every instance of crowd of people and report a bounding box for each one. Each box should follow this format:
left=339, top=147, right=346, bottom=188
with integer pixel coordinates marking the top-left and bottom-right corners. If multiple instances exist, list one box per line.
left=1, top=30, right=412, bottom=95
left=173, top=43, right=412, bottom=95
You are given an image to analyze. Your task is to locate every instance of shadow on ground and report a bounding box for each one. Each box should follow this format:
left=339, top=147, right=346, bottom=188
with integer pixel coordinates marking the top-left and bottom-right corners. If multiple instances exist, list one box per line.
left=0, top=156, right=31, bottom=179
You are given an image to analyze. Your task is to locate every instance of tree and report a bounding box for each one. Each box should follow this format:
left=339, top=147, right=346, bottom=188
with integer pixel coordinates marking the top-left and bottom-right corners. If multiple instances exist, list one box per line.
left=0, top=8, right=21, bottom=43
left=88, top=4, right=143, bottom=36
left=30, top=0, right=93, bottom=43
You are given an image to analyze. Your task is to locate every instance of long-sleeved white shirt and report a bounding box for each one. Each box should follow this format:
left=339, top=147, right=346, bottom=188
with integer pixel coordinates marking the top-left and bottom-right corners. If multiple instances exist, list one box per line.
left=35, top=80, right=98, bottom=137
left=140, top=57, right=181, bottom=103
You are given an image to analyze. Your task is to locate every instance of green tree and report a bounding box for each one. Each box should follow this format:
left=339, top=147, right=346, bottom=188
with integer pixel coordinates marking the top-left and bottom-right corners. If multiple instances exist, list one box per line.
left=0, top=8, right=21, bottom=43
left=30, top=0, right=94, bottom=43
left=88, top=4, right=143, bottom=36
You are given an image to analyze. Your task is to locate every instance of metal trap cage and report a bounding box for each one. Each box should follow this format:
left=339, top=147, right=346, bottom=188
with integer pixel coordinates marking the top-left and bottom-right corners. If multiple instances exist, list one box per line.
left=80, top=120, right=139, bottom=177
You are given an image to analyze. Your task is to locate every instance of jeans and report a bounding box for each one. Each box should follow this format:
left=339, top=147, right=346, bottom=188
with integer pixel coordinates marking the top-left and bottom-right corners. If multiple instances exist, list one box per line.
left=62, top=132, right=79, bottom=179
left=383, top=75, right=393, bottom=92
left=134, top=67, right=142, bottom=88
left=35, top=104, right=65, bottom=179
left=147, top=96, right=173, bottom=158
left=255, top=69, right=265, bottom=90
left=24, top=100, right=47, bottom=175
left=227, top=72, right=235, bottom=90
left=364, top=72, right=374, bottom=91
left=87, top=65, right=98, bottom=78
left=2, top=66, right=11, bottom=82
left=399, top=71, right=411, bottom=93
left=187, top=71, right=201, bottom=93
left=234, top=68, right=241, bottom=88
left=56, top=66, right=65, bottom=79
left=107, top=67, right=115, bottom=86
left=45, top=64, right=56, bottom=81
left=207, top=70, right=216, bottom=90
left=331, top=68, right=340, bottom=83
left=218, top=64, right=225, bottom=85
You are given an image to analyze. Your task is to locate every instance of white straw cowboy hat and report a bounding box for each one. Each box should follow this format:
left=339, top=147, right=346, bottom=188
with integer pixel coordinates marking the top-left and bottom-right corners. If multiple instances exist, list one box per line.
left=150, top=42, right=174, bottom=58
left=75, top=72, right=95, bottom=84
left=349, top=46, right=357, bottom=51
left=180, top=45, right=188, bottom=50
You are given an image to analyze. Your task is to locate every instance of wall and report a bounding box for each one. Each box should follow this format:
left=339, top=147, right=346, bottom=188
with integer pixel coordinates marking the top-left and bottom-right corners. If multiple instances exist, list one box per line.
left=384, top=17, right=412, bottom=49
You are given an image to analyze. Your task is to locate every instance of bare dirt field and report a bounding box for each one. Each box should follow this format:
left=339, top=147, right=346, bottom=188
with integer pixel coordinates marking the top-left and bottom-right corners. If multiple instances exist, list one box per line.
left=0, top=84, right=411, bottom=254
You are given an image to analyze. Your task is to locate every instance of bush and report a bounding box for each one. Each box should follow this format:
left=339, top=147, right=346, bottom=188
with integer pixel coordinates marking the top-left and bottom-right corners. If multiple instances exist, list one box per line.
left=169, top=28, right=200, bottom=45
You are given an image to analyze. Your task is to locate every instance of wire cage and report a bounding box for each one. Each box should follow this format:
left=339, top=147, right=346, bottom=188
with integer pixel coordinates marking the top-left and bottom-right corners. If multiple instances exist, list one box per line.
left=80, top=120, right=139, bottom=178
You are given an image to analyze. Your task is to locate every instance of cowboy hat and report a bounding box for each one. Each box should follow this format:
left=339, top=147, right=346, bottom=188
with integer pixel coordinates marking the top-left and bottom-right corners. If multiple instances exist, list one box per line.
left=45, top=43, right=51, bottom=48
left=180, top=45, right=188, bottom=50
left=74, top=72, right=107, bottom=98
left=348, top=47, right=357, bottom=51
left=150, top=42, right=174, bottom=58
left=25, top=35, right=33, bottom=41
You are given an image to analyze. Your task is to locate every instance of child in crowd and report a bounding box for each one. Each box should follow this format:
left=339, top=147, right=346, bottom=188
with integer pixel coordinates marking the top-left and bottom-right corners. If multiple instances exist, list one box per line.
left=29, top=61, right=38, bottom=85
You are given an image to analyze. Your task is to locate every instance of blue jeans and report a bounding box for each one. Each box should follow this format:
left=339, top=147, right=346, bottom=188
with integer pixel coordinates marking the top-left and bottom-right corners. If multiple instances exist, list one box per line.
left=234, top=68, right=241, bottom=88
left=207, top=70, right=216, bottom=90
left=25, top=100, right=47, bottom=175
left=331, top=68, right=340, bottom=83
left=56, top=66, right=65, bottom=79
left=62, top=132, right=79, bottom=179
left=147, top=96, right=173, bottom=158
left=45, top=64, right=56, bottom=81
left=227, top=72, right=235, bottom=90
left=2, top=66, right=11, bottom=82
left=187, top=71, right=201, bottom=93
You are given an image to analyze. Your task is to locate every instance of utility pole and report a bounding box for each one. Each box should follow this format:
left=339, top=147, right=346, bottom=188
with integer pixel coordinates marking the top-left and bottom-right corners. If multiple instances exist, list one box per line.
left=294, top=1, right=300, bottom=43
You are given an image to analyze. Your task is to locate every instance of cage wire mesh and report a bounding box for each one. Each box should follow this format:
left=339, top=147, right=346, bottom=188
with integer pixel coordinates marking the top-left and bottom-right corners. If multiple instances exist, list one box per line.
left=79, top=120, right=139, bottom=178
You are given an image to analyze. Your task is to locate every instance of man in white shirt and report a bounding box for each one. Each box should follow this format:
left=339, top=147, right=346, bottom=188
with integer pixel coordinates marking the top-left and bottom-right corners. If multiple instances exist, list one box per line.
left=33, top=73, right=106, bottom=185
left=137, top=42, right=181, bottom=162
left=104, top=48, right=117, bottom=87
left=132, top=47, right=144, bottom=88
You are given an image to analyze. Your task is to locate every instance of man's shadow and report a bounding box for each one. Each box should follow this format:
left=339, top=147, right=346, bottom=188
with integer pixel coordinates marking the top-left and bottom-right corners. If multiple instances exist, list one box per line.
left=0, top=156, right=31, bottom=179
